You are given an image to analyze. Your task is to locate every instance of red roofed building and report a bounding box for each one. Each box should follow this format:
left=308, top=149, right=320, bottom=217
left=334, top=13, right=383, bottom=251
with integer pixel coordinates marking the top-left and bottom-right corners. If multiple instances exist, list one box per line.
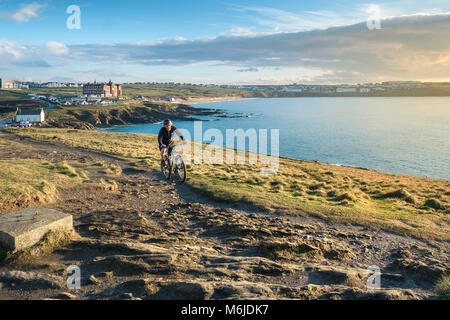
left=83, top=81, right=123, bottom=97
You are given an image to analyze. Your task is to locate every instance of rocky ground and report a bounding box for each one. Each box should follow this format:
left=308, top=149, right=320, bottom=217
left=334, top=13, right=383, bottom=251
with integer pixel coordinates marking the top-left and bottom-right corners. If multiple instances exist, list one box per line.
left=0, top=132, right=448, bottom=300
left=44, top=103, right=228, bottom=130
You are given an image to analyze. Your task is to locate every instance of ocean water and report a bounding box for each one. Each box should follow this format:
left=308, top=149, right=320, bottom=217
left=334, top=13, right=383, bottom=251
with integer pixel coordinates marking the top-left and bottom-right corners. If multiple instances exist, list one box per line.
left=104, top=97, right=450, bottom=180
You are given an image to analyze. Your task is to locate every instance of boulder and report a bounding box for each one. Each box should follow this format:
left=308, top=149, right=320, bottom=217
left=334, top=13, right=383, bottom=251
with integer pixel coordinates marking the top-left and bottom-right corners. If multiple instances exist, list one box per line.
left=0, top=208, right=73, bottom=252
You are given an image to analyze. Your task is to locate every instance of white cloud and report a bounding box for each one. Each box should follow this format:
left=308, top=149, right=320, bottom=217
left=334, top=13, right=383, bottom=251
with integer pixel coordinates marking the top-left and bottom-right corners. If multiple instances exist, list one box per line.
left=45, top=41, right=69, bottom=55
left=227, top=5, right=363, bottom=32
left=0, top=39, right=50, bottom=67
left=3, top=13, right=450, bottom=83
left=225, top=27, right=255, bottom=36
left=0, top=2, right=47, bottom=23
left=0, top=39, right=27, bottom=60
left=60, top=14, right=450, bottom=82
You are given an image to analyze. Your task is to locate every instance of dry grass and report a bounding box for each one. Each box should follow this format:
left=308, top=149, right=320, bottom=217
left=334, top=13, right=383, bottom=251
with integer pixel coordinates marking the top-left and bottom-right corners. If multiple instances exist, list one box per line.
left=0, top=159, right=90, bottom=208
left=435, top=275, right=450, bottom=300
left=2, top=228, right=73, bottom=264
left=100, top=164, right=122, bottom=176
left=5, top=127, right=450, bottom=241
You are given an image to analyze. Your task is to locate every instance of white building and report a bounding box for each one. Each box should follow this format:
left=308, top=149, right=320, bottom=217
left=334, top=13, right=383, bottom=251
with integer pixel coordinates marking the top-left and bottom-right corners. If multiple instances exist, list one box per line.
left=0, top=78, right=19, bottom=89
left=15, top=108, right=45, bottom=123
left=336, top=86, right=357, bottom=93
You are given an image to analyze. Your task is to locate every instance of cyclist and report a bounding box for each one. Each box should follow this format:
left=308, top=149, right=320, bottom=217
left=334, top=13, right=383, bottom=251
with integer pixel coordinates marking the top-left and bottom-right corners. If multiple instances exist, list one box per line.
left=158, top=119, right=184, bottom=167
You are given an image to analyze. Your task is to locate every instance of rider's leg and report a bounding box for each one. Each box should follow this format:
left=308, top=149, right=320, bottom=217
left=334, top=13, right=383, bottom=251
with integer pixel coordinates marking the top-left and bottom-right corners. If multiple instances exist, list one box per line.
left=160, top=147, right=167, bottom=165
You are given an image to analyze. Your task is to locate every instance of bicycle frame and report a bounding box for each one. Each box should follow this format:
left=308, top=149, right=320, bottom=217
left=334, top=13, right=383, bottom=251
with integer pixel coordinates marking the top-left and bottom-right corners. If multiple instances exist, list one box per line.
left=169, top=141, right=186, bottom=163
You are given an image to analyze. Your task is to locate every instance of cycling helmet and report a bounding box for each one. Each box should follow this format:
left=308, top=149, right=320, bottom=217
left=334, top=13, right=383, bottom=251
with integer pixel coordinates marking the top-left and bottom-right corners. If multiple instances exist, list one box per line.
left=163, top=119, right=173, bottom=126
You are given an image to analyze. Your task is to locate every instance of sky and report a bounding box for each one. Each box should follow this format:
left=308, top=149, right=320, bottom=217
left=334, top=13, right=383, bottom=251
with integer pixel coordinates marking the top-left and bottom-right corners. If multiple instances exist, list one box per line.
left=1, top=0, right=450, bottom=84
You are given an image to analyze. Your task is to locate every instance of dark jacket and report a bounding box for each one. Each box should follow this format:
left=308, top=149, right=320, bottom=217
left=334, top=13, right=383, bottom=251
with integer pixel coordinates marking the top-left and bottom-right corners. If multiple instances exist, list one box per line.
left=158, top=126, right=184, bottom=149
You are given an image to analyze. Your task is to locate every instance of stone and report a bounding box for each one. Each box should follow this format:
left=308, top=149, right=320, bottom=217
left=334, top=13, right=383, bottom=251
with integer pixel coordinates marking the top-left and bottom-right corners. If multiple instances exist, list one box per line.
left=154, top=281, right=213, bottom=300
left=97, top=279, right=156, bottom=299
left=88, top=275, right=101, bottom=285
left=54, top=292, right=78, bottom=300
left=0, top=271, right=62, bottom=289
left=0, top=208, right=73, bottom=252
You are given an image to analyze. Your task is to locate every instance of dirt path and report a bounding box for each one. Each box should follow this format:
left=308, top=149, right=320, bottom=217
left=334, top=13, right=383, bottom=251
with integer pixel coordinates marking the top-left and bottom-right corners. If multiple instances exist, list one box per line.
left=0, top=132, right=448, bottom=300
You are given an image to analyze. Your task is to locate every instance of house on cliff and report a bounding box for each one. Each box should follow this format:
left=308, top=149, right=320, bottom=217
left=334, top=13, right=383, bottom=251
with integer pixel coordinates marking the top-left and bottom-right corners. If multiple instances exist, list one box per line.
left=15, top=108, right=45, bottom=123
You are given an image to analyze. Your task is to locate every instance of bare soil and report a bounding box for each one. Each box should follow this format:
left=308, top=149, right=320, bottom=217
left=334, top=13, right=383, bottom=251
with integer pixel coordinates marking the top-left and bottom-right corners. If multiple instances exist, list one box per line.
left=0, top=132, right=448, bottom=300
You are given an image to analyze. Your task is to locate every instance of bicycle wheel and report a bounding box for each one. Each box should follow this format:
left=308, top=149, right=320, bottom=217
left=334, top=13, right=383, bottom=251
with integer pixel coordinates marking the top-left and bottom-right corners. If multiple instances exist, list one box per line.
left=174, top=156, right=186, bottom=183
left=161, top=156, right=172, bottom=180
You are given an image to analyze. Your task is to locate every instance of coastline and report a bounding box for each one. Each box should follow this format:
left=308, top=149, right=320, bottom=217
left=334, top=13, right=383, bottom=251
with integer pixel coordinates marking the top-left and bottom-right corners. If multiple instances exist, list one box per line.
left=177, top=96, right=253, bottom=104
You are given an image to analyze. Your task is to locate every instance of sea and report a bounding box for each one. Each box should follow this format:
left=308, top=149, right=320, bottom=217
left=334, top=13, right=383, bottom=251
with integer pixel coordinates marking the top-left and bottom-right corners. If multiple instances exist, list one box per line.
left=103, top=97, right=450, bottom=180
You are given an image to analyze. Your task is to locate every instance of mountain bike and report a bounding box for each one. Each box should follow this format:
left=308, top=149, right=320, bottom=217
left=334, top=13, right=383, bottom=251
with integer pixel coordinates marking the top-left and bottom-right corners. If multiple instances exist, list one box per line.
left=161, top=141, right=187, bottom=183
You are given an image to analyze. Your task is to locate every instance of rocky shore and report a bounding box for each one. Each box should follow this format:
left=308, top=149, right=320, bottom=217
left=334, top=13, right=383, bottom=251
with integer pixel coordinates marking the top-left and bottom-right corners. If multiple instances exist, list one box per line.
left=44, top=103, right=225, bottom=130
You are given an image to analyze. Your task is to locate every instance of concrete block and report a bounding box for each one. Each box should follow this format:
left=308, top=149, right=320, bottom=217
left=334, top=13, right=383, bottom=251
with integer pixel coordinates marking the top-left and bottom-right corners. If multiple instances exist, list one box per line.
left=0, top=208, right=73, bottom=252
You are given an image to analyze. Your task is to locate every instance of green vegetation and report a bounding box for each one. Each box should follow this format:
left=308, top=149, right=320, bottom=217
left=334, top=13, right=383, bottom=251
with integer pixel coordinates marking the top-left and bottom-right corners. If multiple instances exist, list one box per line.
left=99, top=163, right=122, bottom=176
left=0, top=90, right=44, bottom=119
left=4, top=128, right=450, bottom=241
left=121, top=83, right=261, bottom=99
left=0, top=90, right=29, bottom=102
left=45, top=99, right=171, bottom=118
left=16, top=87, right=82, bottom=96
left=17, top=84, right=261, bottom=100
left=435, top=275, right=450, bottom=299
left=2, top=229, right=73, bottom=264
left=43, top=99, right=216, bottom=129
left=0, top=158, right=89, bottom=207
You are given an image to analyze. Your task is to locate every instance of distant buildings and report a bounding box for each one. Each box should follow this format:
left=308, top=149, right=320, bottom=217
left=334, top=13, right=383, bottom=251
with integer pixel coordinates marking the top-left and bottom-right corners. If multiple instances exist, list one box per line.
left=83, top=81, right=123, bottom=97
left=336, top=86, right=357, bottom=93
left=0, top=78, right=18, bottom=89
left=15, top=108, right=45, bottom=123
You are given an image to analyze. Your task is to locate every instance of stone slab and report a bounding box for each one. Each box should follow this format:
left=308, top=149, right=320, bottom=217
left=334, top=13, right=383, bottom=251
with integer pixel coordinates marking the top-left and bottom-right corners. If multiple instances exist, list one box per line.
left=0, top=208, right=73, bottom=252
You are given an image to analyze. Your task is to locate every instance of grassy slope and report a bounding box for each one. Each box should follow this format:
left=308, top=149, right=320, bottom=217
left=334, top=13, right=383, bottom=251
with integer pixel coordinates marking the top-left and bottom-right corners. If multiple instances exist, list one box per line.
left=0, top=90, right=29, bottom=101
left=121, top=84, right=260, bottom=99
left=46, top=99, right=180, bottom=116
left=0, top=90, right=45, bottom=120
left=17, top=84, right=259, bottom=99
left=0, top=138, right=87, bottom=205
left=43, top=99, right=210, bottom=128
left=4, top=128, right=449, bottom=241
left=0, top=137, right=121, bottom=208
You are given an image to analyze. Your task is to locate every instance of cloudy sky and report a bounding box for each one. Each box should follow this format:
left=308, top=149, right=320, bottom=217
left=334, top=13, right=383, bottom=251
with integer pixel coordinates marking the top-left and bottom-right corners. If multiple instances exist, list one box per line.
left=1, top=0, right=450, bottom=84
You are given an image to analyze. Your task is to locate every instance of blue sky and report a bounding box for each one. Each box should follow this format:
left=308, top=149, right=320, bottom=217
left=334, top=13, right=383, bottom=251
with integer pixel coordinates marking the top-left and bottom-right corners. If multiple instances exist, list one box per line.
left=1, top=0, right=450, bottom=84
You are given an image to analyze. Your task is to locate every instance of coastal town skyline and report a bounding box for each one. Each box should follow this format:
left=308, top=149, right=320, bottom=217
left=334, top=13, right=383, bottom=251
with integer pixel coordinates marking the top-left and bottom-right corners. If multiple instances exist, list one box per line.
left=1, top=0, right=450, bottom=84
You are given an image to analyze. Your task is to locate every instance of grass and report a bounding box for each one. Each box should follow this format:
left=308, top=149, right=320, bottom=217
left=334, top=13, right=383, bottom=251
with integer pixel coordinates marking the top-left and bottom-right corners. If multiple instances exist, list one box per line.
left=17, top=84, right=261, bottom=100
left=0, top=158, right=90, bottom=207
left=435, top=275, right=450, bottom=300
left=43, top=99, right=204, bottom=127
left=4, top=127, right=450, bottom=241
left=98, top=163, right=122, bottom=176
left=1, top=229, right=73, bottom=265
left=0, top=90, right=31, bottom=102
left=121, top=83, right=260, bottom=99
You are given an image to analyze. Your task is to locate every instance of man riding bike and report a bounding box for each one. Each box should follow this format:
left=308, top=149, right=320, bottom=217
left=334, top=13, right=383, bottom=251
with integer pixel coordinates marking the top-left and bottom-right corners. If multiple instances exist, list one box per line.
left=159, top=119, right=185, bottom=167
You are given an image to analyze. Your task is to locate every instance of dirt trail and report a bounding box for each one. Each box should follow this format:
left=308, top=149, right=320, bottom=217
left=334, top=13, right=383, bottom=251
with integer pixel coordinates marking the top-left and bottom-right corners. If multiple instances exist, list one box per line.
left=0, top=132, right=448, bottom=300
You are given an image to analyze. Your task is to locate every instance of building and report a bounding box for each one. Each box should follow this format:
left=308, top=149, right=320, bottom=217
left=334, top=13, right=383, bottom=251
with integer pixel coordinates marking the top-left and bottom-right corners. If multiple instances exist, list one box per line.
left=15, top=108, right=45, bottom=123
left=42, top=82, right=65, bottom=88
left=83, top=81, right=123, bottom=97
left=0, top=78, right=19, bottom=89
left=336, top=86, right=357, bottom=93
